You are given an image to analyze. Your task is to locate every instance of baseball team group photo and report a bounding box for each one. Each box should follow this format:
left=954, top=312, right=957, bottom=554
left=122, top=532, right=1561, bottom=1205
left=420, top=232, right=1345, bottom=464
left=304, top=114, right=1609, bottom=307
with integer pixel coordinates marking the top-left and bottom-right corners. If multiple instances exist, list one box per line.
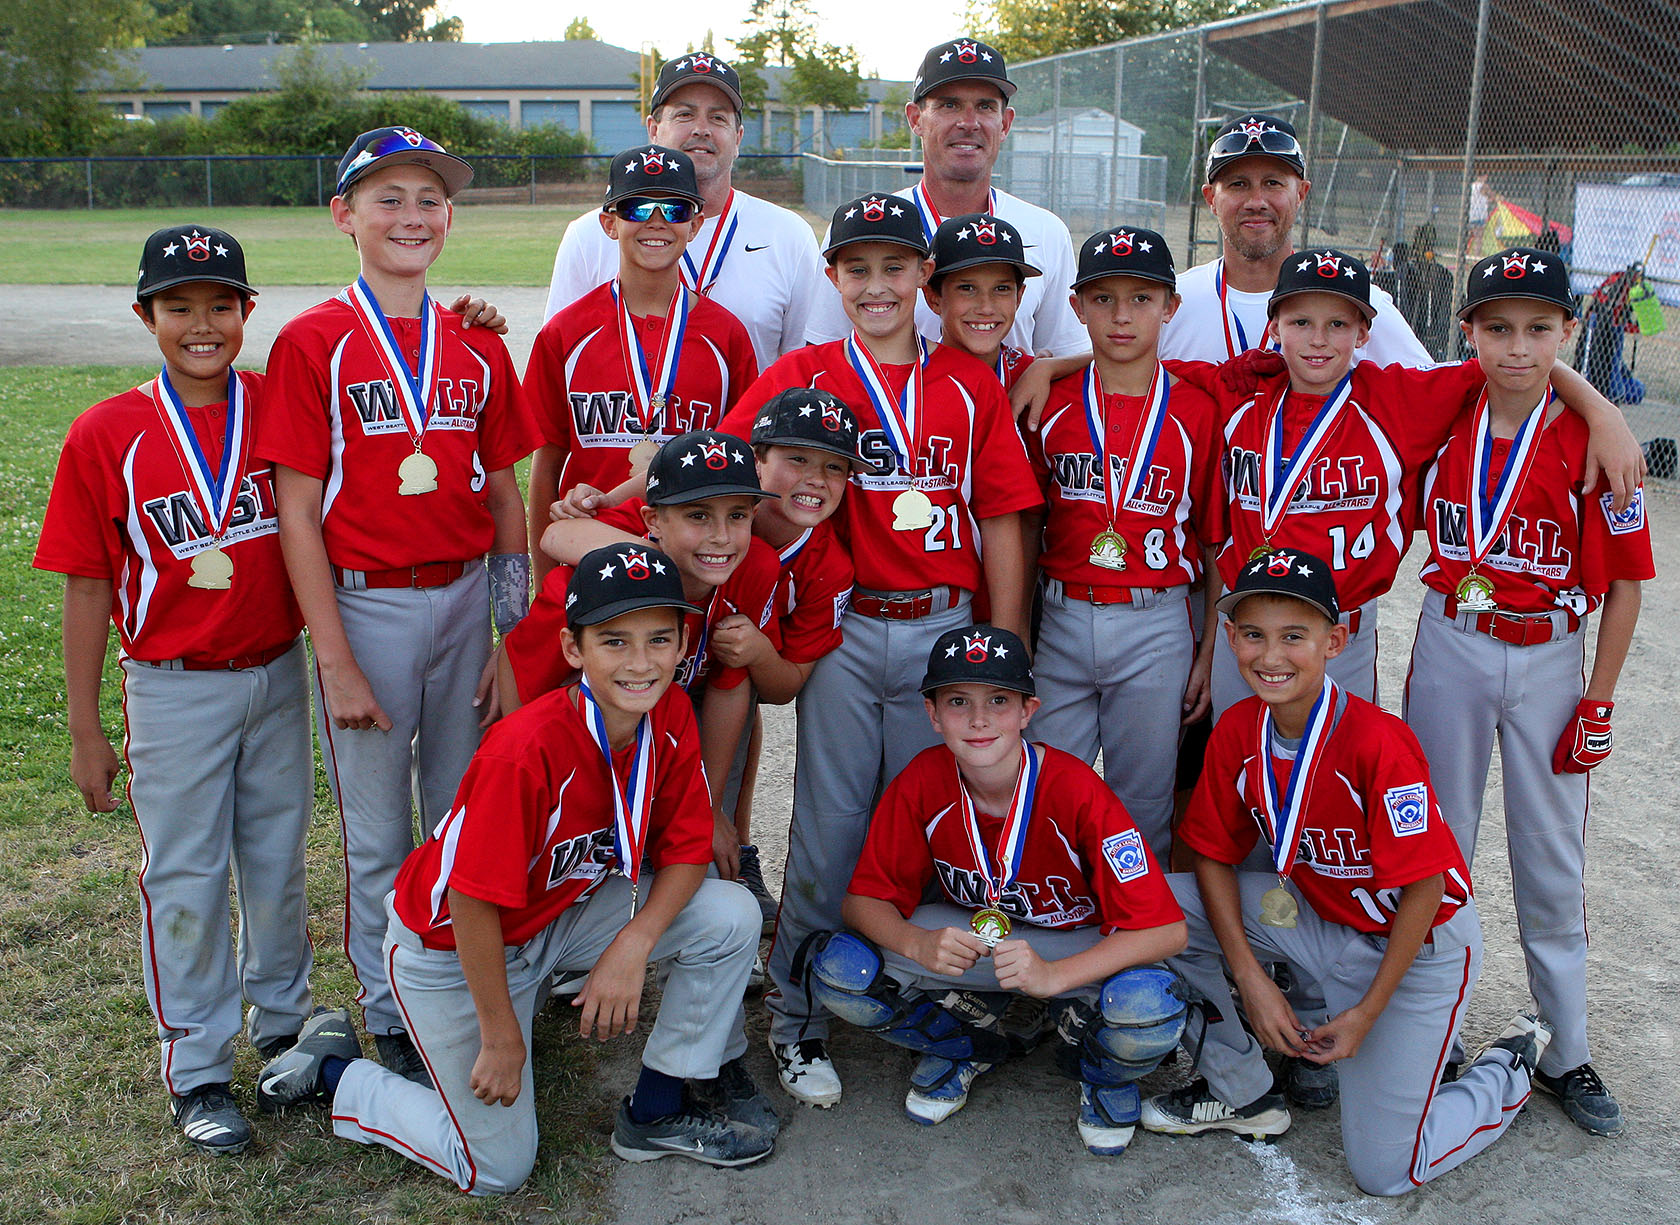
left=7, top=3, right=1680, bottom=1223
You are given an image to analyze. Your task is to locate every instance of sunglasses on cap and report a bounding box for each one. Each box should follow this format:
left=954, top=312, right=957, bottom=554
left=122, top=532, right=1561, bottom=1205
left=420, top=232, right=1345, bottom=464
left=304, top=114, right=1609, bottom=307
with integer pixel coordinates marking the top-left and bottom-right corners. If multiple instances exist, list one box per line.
left=612, top=197, right=697, bottom=223
left=1207, top=126, right=1303, bottom=163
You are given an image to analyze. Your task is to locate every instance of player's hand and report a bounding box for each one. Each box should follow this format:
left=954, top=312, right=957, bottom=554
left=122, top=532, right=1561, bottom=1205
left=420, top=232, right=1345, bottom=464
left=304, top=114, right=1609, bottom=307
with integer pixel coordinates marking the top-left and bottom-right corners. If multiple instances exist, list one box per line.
left=550, top=484, right=606, bottom=521
left=1181, top=649, right=1213, bottom=724
left=469, top=1028, right=526, bottom=1105
left=991, top=938, right=1060, bottom=997
left=1582, top=412, right=1646, bottom=513
left=449, top=294, right=509, bottom=335
left=1300, top=1005, right=1376, bottom=1065
left=1217, top=349, right=1287, bottom=396
left=473, top=645, right=504, bottom=730
left=70, top=731, right=121, bottom=813
left=318, top=659, right=394, bottom=732
left=712, top=811, right=741, bottom=879
left=574, top=930, right=651, bottom=1040
left=1553, top=699, right=1614, bottom=773
left=1232, top=965, right=1309, bottom=1057
left=710, top=614, right=769, bottom=668
left=1010, top=359, right=1056, bottom=432
left=912, top=926, right=987, bottom=977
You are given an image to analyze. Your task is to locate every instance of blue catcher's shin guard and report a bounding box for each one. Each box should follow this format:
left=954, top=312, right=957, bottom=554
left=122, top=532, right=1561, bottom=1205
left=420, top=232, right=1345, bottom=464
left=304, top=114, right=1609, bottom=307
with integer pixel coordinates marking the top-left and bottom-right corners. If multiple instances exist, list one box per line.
left=1058, top=964, right=1189, bottom=1085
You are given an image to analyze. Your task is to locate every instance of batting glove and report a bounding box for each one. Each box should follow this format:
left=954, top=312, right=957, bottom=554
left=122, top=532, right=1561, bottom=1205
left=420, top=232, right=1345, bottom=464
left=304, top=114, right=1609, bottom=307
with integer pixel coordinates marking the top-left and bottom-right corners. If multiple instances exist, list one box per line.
left=1552, top=699, right=1613, bottom=774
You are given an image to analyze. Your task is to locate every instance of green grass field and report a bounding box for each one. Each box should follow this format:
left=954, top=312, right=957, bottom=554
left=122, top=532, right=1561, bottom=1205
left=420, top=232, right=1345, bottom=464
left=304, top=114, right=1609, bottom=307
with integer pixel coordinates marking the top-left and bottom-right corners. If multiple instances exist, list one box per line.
left=0, top=367, right=607, bottom=1224
left=0, top=206, right=580, bottom=287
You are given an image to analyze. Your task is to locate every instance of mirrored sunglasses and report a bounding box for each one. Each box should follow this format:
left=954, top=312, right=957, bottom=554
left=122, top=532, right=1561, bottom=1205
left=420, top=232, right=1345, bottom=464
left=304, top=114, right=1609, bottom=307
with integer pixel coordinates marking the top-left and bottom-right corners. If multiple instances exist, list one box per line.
left=1208, top=126, right=1303, bottom=162
left=613, top=197, right=697, bottom=223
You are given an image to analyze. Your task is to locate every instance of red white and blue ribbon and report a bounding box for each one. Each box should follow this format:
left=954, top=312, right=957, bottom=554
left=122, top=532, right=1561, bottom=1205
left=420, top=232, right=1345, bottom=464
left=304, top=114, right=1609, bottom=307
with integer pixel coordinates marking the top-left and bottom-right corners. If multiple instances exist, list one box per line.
left=777, top=526, right=815, bottom=568
left=956, top=741, right=1042, bottom=910
left=346, top=276, right=439, bottom=448
left=1259, top=373, right=1355, bottom=539
left=680, top=189, right=739, bottom=296
left=1466, top=386, right=1551, bottom=570
left=577, top=676, right=655, bottom=906
left=1082, top=362, right=1170, bottom=524
left=680, top=589, right=722, bottom=693
left=846, top=333, right=928, bottom=477
left=151, top=368, right=248, bottom=541
left=613, top=280, right=690, bottom=433
left=908, top=183, right=997, bottom=245
left=1256, top=679, right=1337, bottom=879
left=1215, top=259, right=1278, bottom=359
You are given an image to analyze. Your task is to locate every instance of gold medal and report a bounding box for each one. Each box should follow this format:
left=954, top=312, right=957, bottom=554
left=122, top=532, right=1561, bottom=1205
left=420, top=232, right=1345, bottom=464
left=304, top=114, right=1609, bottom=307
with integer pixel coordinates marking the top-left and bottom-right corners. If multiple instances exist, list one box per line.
left=970, top=907, right=1012, bottom=948
left=1259, top=884, right=1299, bottom=929
left=397, top=450, right=439, bottom=496
left=1454, top=572, right=1497, bottom=612
left=892, top=486, right=935, bottom=531
left=628, top=437, right=660, bottom=471
left=187, top=545, right=234, bottom=590
left=1089, top=530, right=1128, bottom=571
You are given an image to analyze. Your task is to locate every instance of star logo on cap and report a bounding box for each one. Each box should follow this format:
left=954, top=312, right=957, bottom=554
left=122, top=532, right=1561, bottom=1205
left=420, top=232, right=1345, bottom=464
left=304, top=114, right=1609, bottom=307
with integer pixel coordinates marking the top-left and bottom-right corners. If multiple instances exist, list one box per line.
left=162, top=241, right=180, bottom=257
left=973, top=217, right=998, bottom=245
left=599, top=560, right=618, bottom=579
left=1314, top=251, right=1342, bottom=278
left=963, top=631, right=992, bottom=662
left=862, top=196, right=886, bottom=221
left=213, top=242, right=229, bottom=258
left=955, top=40, right=979, bottom=63
left=347, top=149, right=375, bottom=173
left=1502, top=251, right=1530, bottom=279
left=700, top=438, right=730, bottom=469
left=1110, top=229, right=1135, bottom=255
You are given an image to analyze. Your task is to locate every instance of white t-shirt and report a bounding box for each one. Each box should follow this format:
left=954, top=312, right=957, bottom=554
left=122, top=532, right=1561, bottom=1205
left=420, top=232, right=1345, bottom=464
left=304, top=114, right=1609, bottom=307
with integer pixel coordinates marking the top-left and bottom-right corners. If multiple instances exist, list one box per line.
left=544, top=189, right=828, bottom=371
left=804, top=184, right=1087, bottom=358
left=1161, top=258, right=1432, bottom=368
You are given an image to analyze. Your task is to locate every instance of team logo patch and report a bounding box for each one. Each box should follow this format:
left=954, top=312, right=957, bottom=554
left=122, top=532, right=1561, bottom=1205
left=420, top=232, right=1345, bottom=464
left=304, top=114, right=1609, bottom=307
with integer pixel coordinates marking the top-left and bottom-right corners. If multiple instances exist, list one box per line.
left=861, top=195, right=886, bottom=221
left=820, top=398, right=844, bottom=431
left=1601, top=486, right=1645, bottom=534
left=1383, top=782, right=1430, bottom=837
left=973, top=217, right=998, bottom=245
left=701, top=438, right=729, bottom=469
left=955, top=39, right=979, bottom=63
left=1315, top=251, right=1342, bottom=278
left=1110, top=229, right=1134, bottom=255
left=1239, top=117, right=1270, bottom=139
left=1502, top=251, right=1531, bottom=279
left=184, top=229, right=212, bottom=262
left=690, top=54, right=714, bottom=73
left=1266, top=550, right=1298, bottom=576
left=1102, top=829, right=1150, bottom=883
left=395, top=126, right=424, bottom=147
left=641, top=149, right=667, bottom=174
left=963, top=631, right=992, bottom=662
left=620, top=547, right=652, bottom=580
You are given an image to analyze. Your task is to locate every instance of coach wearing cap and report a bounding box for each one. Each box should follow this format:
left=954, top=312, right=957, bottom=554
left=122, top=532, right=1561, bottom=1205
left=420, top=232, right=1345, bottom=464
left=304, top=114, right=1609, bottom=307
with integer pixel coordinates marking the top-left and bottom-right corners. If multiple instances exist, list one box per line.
left=1160, top=113, right=1429, bottom=366
left=544, top=53, right=827, bottom=369
left=805, top=37, right=1085, bottom=356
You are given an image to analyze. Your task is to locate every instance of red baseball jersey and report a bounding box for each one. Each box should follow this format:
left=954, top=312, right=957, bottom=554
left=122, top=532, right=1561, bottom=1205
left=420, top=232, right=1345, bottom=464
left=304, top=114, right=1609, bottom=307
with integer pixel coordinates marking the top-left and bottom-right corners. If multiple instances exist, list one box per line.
left=1418, top=408, right=1655, bottom=615
left=721, top=341, right=1042, bottom=593
left=34, top=372, right=302, bottom=662
left=849, top=742, right=1184, bottom=934
left=992, top=344, right=1035, bottom=395
left=391, top=684, right=712, bottom=949
left=1181, top=694, right=1472, bottom=935
left=1211, top=361, right=1484, bottom=608
left=256, top=295, right=541, bottom=571
left=1027, top=368, right=1224, bottom=587
left=526, top=282, right=759, bottom=497
left=771, top=521, right=854, bottom=665
left=505, top=501, right=782, bottom=704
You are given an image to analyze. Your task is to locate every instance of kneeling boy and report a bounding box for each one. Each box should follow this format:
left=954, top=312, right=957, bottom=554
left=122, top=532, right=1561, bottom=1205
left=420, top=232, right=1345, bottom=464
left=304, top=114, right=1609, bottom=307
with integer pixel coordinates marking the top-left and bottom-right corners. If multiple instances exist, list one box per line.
left=813, top=625, right=1188, bottom=1155
left=257, top=544, right=773, bottom=1192
left=1142, top=548, right=1549, bottom=1197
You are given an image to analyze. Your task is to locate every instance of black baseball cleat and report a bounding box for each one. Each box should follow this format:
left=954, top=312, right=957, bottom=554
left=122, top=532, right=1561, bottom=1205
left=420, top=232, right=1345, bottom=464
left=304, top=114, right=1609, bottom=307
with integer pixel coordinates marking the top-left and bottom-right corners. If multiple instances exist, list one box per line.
left=1534, top=1062, right=1623, bottom=1136
left=172, top=1083, right=251, bottom=1156
left=257, top=1007, right=361, bottom=1112
left=689, top=1056, right=781, bottom=1138
left=374, top=1030, right=433, bottom=1089
left=610, top=1098, right=774, bottom=1166
left=1281, top=1055, right=1338, bottom=1109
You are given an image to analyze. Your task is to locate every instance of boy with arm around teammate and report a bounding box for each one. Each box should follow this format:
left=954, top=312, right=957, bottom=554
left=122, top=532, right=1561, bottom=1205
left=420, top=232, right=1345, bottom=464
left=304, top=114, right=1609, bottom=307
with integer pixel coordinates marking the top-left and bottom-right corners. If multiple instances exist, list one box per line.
left=35, top=227, right=314, bottom=1156
left=1403, top=249, right=1653, bottom=1136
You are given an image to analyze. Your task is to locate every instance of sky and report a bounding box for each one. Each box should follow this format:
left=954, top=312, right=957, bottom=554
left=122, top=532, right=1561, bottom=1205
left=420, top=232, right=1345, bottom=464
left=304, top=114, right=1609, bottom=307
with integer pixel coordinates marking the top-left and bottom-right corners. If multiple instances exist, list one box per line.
left=431, top=1, right=965, bottom=80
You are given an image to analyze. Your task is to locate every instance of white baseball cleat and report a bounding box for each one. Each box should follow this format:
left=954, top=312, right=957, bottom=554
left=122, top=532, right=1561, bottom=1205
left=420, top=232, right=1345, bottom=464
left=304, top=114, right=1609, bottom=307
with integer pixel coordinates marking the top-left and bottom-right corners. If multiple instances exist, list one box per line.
left=904, top=1055, right=991, bottom=1125
left=769, top=1036, right=842, bottom=1107
left=1140, top=1078, right=1291, bottom=1140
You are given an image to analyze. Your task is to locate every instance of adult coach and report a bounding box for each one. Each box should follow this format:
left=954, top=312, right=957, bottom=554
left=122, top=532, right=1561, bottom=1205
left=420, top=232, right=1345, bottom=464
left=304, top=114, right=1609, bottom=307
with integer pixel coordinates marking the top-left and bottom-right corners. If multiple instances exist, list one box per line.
left=543, top=53, right=826, bottom=371
left=805, top=37, right=1086, bottom=356
left=1160, top=113, right=1430, bottom=365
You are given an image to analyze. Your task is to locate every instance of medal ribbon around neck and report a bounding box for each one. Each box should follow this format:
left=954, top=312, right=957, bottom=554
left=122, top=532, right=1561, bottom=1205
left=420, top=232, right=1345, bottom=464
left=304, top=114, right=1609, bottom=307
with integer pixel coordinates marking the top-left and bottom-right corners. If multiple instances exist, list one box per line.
left=908, top=182, right=998, bottom=244
left=681, top=588, right=722, bottom=694
left=612, top=280, right=691, bottom=433
left=1082, top=362, right=1170, bottom=525
left=680, top=190, right=739, bottom=296
left=777, top=525, right=815, bottom=569
left=1260, top=373, right=1355, bottom=539
left=1215, top=259, right=1280, bottom=360
left=346, top=276, right=440, bottom=449
left=1466, top=385, right=1551, bottom=571
left=577, top=676, right=655, bottom=899
left=1256, top=678, right=1337, bottom=880
left=846, top=333, right=928, bottom=480
left=955, top=741, right=1042, bottom=910
left=151, top=368, right=248, bottom=543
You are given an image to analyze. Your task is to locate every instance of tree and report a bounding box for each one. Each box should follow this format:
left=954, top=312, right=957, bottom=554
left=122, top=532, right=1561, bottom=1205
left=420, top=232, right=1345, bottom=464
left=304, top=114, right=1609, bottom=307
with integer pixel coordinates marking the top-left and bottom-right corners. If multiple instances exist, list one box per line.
left=354, top=0, right=456, bottom=42
left=734, top=0, right=820, bottom=69
left=150, top=0, right=371, bottom=45
left=973, top=0, right=1283, bottom=60
left=564, top=16, right=597, bottom=41
left=0, top=0, right=169, bottom=155
left=785, top=45, right=866, bottom=112
left=733, top=0, right=864, bottom=119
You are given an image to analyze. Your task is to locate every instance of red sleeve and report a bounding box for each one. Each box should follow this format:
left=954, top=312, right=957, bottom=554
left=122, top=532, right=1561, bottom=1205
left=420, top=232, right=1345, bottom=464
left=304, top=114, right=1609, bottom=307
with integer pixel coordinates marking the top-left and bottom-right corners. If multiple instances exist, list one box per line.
left=646, top=692, right=716, bottom=869
left=255, top=327, right=335, bottom=478
left=709, top=538, right=782, bottom=690
left=1177, top=705, right=1262, bottom=866
left=34, top=412, right=121, bottom=580
left=1069, top=766, right=1185, bottom=933
left=1355, top=361, right=1485, bottom=469
left=718, top=350, right=814, bottom=438
left=1581, top=479, right=1656, bottom=596
left=471, top=332, right=543, bottom=472
left=1162, top=358, right=1223, bottom=398
left=503, top=566, right=577, bottom=703
left=429, top=747, right=552, bottom=909
left=524, top=313, right=575, bottom=450
left=777, top=534, right=853, bottom=664
left=1361, top=725, right=1463, bottom=892
left=1179, top=382, right=1227, bottom=554
left=847, top=761, right=939, bottom=916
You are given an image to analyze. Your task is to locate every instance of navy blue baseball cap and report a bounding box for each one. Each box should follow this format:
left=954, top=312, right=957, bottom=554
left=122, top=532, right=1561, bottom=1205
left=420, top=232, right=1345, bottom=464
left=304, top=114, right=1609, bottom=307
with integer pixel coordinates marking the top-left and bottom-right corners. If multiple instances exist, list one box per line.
left=566, top=543, right=702, bottom=628
left=930, top=212, right=1040, bottom=280
left=920, top=624, right=1035, bottom=696
left=1459, top=247, right=1576, bottom=321
left=1269, top=247, right=1374, bottom=320
left=1073, top=225, right=1176, bottom=292
left=336, top=126, right=473, bottom=197
left=912, top=38, right=1016, bottom=102
left=1206, top=113, right=1305, bottom=184
left=1217, top=548, right=1340, bottom=624
left=750, top=388, right=865, bottom=469
left=650, top=52, right=745, bottom=114
left=605, top=144, right=702, bottom=209
left=137, top=225, right=257, bottom=300
left=825, top=193, right=928, bottom=260
left=646, top=430, right=774, bottom=506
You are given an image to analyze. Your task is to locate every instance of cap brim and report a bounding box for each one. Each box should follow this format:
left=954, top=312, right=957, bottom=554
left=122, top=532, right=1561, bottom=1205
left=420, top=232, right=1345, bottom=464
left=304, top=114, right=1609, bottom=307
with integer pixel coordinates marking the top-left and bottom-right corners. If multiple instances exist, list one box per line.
left=1268, top=285, right=1376, bottom=320
left=915, top=73, right=1017, bottom=102
left=651, top=78, right=744, bottom=114
left=603, top=184, right=704, bottom=207
left=934, top=252, right=1041, bottom=279
left=340, top=149, right=475, bottom=197
left=137, top=273, right=257, bottom=299
left=750, top=432, right=869, bottom=469
left=648, top=485, right=777, bottom=506
left=824, top=233, right=929, bottom=259
left=1216, top=585, right=1337, bottom=623
left=1456, top=289, right=1577, bottom=321
left=918, top=673, right=1036, bottom=697
left=1070, top=268, right=1175, bottom=292
left=569, top=594, right=705, bottom=628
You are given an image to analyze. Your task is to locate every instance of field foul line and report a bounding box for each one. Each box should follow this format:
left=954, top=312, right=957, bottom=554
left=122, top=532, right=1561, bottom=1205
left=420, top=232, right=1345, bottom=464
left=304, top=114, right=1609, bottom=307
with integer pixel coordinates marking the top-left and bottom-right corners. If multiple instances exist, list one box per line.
left=1238, top=1139, right=1391, bottom=1225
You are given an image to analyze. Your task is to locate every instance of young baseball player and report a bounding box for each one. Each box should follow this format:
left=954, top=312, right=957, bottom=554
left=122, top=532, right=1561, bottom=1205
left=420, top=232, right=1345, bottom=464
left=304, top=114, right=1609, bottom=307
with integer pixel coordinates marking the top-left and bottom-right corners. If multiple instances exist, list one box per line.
left=255, top=544, right=775, bottom=1189
left=923, top=212, right=1038, bottom=393
left=256, top=126, right=541, bottom=1086
left=1141, top=548, right=1552, bottom=1197
left=34, top=226, right=313, bottom=1156
left=1404, top=249, right=1653, bottom=1137
left=1023, top=227, right=1223, bottom=864
left=810, top=624, right=1187, bottom=1153
left=716, top=194, right=1042, bottom=1106
left=525, top=145, right=758, bottom=581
